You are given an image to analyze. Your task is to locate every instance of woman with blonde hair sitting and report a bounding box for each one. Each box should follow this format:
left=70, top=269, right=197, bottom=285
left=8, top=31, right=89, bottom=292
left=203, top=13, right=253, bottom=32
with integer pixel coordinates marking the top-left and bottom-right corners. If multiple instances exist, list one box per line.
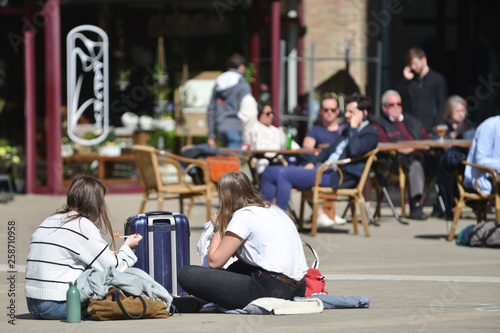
left=178, top=171, right=308, bottom=310
left=434, top=95, right=476, bottom=140
left=431, top=95, right=477, bottom=218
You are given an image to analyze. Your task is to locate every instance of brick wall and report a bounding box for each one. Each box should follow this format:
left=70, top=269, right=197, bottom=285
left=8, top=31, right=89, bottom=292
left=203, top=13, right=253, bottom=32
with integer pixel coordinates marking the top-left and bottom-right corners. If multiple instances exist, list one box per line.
left=303, top=0, right=368, bottom=97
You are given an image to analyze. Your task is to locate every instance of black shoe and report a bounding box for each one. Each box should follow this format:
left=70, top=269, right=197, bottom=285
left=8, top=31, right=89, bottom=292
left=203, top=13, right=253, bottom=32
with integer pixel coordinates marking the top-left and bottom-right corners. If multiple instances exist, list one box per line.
left=410, top=209, right=428, bottom=220
left=410, top=196, right=427, bottom=220
left=171, top=296, right=203, bottom=314
left=430, top=208, right=444, bottom=218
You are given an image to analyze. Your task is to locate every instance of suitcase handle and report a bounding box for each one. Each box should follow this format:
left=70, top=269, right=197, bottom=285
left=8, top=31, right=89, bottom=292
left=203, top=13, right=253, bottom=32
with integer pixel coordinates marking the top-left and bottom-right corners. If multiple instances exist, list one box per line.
left=145, top=211, right=178, bottom=295
left=145, top=211, right=173, bottom=216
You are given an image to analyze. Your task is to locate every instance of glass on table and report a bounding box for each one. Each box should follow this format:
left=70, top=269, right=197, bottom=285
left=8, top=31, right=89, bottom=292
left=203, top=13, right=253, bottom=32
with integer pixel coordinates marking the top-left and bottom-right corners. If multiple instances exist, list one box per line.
left=436, top=124, right=448, bottom=141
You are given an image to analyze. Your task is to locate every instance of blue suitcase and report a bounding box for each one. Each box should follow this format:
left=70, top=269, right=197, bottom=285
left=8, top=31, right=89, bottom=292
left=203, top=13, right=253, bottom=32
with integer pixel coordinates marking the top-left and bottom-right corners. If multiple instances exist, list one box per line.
left=124, top=211, right=190, bottom=295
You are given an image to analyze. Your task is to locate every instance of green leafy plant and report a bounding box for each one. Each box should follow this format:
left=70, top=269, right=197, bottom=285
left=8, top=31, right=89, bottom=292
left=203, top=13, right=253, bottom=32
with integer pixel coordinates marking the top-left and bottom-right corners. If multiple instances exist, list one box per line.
left=116, top=68, right=133, bottom=82
left=0, top=142, right=25, bottom=180
left=147, top=130, right=176, bottom=152
left=244, top=62, right=256, bottom=83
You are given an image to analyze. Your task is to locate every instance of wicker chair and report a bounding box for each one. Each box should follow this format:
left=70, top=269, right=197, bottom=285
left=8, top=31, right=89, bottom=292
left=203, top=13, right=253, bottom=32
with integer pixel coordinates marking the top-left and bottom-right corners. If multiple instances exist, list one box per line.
left=132, top=145, right=217, bottom=221
left=298, top=148, right=378, bottom=236
left=447, top=160, right=500, bottom=241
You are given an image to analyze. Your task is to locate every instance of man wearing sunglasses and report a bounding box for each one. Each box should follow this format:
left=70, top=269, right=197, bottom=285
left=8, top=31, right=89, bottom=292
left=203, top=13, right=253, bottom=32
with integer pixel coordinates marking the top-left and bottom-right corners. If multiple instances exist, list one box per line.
left=260, top=94, right=379, bottom=226
left=301, top=92, right=348, bottom=162
left=300, top=92, right=349, bottom=226
left=371, top=90, right=431, bottom=220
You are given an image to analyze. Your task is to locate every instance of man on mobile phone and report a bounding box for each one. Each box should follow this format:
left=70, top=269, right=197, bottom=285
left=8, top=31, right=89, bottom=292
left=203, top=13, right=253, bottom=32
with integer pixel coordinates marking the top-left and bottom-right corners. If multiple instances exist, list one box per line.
left=260, top=94, right=379, bottom=216
left=397, top=47, right=448, bottom=135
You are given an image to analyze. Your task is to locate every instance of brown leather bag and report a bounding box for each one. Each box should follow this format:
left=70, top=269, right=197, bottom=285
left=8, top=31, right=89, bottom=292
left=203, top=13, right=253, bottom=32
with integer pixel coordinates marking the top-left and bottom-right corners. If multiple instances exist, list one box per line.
left=205, top=156, right=241, bottom=183
left=87, top=286, right=169, bottom=320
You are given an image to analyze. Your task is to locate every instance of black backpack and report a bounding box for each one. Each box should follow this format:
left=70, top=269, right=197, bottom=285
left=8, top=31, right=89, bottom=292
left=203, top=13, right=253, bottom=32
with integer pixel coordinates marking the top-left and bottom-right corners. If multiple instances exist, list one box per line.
left=468, top=221, right=500, bottom=248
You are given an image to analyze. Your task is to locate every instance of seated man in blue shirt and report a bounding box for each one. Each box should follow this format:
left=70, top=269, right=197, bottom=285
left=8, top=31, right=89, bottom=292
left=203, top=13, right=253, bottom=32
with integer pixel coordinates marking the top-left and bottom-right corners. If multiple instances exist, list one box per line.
left=300, top=92, right=348, bottom=165
left=260, top=94, right=379, bottom=225
left=300, top=92, right=349, bottom=226
left=464, top=115, right=500, bottom=194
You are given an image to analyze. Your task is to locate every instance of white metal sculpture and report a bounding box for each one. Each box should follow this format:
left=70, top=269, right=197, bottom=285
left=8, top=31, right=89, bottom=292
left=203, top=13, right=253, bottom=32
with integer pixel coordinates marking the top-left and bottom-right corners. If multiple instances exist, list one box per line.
left=66, top=25, right=109, bottom=146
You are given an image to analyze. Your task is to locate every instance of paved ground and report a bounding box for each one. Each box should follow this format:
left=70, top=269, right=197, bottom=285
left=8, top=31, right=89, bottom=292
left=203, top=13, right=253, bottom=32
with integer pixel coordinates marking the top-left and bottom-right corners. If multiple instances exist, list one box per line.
left=1, top=188, right=500, bottom=332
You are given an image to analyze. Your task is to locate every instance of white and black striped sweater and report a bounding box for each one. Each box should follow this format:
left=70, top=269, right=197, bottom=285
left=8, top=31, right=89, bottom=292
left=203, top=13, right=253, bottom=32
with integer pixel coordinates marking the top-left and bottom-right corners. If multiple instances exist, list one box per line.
left=25, top=212, right=137, bottom=301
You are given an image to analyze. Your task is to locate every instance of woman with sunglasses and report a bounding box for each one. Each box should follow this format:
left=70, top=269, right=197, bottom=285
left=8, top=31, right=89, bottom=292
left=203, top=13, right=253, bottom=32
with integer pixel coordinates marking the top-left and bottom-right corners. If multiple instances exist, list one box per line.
left=246, top=102, right=300, bottom=154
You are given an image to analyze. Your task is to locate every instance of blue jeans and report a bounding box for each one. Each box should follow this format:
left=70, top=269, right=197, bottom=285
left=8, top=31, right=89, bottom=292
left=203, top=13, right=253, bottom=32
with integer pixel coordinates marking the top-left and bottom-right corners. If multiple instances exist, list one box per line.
left=260, top=165, right=336, bottom=210
left=26, top=298, right=68, bottom=320
left=259, top=165, right=358, bottom=210
left=219, top=130, right=242, bottom=148
left=26, top=297, right=89, bottom=320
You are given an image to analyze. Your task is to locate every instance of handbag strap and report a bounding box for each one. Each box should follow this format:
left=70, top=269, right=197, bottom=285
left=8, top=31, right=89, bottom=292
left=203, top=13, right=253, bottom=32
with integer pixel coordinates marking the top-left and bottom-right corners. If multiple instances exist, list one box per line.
left=302, top=241, right=319, bottom=269
left=113, top=289, right=147, bottom=319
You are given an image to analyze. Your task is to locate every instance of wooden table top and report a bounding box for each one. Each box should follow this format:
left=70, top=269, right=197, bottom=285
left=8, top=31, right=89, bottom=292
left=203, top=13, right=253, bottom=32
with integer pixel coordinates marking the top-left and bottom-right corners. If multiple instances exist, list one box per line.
left=62, top=154, right=135, bottom=162
left=377, top=139, right=472, bottom=152
left=218, top=148, right=321, bottom=155
left=219, top=139, right=472, bottom=155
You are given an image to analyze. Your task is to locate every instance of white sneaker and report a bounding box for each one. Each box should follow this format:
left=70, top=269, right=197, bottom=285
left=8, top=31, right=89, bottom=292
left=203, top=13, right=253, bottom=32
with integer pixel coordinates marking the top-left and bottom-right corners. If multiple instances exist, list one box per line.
left=334, top=215, right=347, bottom=225
left=256, top=159, right=270, bottom=174
left=316, top=213, right=334, bottom=228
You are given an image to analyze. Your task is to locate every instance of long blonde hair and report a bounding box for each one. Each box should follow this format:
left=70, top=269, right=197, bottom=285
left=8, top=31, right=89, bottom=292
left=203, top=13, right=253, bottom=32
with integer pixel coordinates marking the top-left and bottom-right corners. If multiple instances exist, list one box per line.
left=217, top=171, right=271, bottom=236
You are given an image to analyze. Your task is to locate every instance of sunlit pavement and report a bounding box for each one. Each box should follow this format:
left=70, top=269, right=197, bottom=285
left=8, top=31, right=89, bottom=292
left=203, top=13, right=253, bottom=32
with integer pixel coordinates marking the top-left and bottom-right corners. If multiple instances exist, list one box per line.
left=1, top=188, right=499, bottom=332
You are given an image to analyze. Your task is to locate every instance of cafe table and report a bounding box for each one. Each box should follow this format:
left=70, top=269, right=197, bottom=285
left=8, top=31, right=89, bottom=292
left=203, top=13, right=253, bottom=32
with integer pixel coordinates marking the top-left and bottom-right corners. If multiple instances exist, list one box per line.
left=373, top=139, right=472, bottom=224
left=218, top=147, right=322, bottom=155
left=377, top=139, right=472, bottom=152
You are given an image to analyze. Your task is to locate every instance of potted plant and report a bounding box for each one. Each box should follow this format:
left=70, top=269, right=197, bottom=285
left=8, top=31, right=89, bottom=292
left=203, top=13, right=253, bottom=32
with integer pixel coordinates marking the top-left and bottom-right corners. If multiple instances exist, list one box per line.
left=0, top=142, right=25, bottom=193
left=154, top=65, right=168, bottom=86
left=116, top=68, right=133, bottom=91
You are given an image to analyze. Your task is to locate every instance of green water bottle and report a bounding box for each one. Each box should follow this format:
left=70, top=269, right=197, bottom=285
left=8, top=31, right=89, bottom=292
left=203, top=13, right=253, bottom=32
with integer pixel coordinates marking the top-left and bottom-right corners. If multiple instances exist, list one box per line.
left=286, top=126, right=292, bottom=149
left=66, top=282, right=81, bottom=323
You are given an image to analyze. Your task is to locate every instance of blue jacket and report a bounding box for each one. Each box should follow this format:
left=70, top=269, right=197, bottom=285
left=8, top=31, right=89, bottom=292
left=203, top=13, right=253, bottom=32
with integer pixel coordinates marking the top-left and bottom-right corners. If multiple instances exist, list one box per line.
left=310, top=122, right=379, bottom=185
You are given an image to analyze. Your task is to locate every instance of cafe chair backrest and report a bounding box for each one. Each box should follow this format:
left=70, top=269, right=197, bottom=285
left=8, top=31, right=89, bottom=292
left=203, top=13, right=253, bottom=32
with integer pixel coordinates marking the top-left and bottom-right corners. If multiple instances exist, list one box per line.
left=447, top=160, right=500, bottom=241
left=299, top=148, right=379, bottom=237
left=132, top=145, right=217, bottom=221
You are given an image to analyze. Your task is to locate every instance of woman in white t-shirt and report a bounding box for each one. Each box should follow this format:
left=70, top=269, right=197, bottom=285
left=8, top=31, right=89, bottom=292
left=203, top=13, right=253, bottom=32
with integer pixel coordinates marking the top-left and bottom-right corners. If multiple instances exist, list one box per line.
left=178, top=171, right=308, bottom=310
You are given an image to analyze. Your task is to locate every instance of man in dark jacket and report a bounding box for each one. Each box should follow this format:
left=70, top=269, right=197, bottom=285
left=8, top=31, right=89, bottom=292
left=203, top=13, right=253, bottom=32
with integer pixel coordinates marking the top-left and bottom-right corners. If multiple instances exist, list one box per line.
left=371, top=90, right=431, bottom=220
left=260, top=94, right=379, bottom=213
left=397, top=47, right=448, bottom=134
